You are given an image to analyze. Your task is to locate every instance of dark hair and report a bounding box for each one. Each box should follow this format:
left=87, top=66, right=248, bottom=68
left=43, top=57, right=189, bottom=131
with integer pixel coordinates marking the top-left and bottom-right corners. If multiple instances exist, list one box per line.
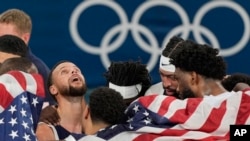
left=221, top=73, right=250, bottom=91
left=0, top=57, right=36, bottom=75
left=89, top=87, right=126, bottom=125
left=0, top=35, right=28, bottom=57
left=47, top=60, right=71, bottom=102
left=170, top=40, right=226, bottom=80
left=162, top=36, right=184, bottom=57
left=103, top=60, right=151, bottom=105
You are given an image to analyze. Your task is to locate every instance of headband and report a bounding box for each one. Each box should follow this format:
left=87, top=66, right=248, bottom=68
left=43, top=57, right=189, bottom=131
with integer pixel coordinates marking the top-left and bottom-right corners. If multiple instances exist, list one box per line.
left=109, top=82, right=142, bottom=99
left=159, top=40, right=183, bottom=72
left=159, top=55, right=175, bottom=72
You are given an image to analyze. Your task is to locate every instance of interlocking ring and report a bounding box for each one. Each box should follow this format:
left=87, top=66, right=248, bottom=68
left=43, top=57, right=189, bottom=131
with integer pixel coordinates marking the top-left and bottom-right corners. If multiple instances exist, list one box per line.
left=69, top=0, right=250, bottom=71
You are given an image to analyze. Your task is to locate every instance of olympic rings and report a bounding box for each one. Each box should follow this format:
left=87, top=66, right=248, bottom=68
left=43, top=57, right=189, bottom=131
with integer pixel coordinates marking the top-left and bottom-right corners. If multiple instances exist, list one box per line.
left=69, top=0, right=250, bottom=71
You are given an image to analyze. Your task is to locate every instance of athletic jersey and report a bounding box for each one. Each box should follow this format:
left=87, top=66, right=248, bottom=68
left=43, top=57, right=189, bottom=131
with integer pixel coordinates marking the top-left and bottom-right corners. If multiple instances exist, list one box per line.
left=144, top=82, right=164, bottom=96
left=42, top=123, right=83, bottom=140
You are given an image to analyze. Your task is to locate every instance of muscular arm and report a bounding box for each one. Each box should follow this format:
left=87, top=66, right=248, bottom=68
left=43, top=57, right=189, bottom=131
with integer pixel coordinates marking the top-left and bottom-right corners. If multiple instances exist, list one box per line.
left=36, top=123, right=56, bottom=141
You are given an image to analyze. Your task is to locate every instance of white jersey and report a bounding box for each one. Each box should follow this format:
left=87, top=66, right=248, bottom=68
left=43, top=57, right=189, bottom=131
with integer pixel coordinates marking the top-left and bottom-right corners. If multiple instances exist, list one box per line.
left=144, top=82, right=164, bottom=96
left=204, top=91, right=236, bottom=106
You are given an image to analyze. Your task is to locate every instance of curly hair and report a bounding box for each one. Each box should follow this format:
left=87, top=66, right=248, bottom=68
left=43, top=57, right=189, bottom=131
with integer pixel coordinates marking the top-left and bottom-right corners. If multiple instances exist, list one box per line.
left=170, top=40, right=226, bottom=80
left=89, top=87, right=126, bottom=125
left=221, top=73, right=250, bottom=91
left=103, top=60, right=151, bottom=101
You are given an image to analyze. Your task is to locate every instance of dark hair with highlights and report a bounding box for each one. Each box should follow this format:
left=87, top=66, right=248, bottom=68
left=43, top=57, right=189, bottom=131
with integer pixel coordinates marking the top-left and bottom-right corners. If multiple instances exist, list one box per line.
left=162, top=36, right=184, bottom=57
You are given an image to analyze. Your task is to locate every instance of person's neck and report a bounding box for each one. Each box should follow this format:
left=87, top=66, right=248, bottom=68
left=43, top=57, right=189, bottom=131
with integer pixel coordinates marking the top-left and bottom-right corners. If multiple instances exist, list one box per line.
left=85, top=122, right=110, bottom=135
left=203, top=79, right=227, bottom=96
left=57, top=96, right=85, bottom=133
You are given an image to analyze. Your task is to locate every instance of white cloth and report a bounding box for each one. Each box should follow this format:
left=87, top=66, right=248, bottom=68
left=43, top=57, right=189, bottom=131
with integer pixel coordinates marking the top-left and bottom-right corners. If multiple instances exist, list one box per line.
left=109, top=82, right=142, bottom=99
left=203, top=91, right=236, bottom=106
left=77, top=135, right=106, bottom=141
left=144, top=82, right=164, bottom=96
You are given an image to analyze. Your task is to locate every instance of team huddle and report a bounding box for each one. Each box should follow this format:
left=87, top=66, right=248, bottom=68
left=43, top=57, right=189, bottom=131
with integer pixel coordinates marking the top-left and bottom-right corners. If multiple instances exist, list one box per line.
left=0, top=8, right=250, bottom=141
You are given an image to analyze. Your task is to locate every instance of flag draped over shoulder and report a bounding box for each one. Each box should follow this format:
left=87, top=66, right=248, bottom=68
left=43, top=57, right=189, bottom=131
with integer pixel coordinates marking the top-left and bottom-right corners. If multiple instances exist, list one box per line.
left=77, top=89, right=250, bottom=141
left=0, top=71, right=45, bottom=141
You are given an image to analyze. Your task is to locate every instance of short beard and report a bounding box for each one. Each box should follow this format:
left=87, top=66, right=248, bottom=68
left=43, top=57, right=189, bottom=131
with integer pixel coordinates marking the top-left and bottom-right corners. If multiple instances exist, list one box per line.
left=61, top=84, right=87, bottom=97
left=173, top=91, right=181, bottom=99
left=180, top=88, right=196, bottom=99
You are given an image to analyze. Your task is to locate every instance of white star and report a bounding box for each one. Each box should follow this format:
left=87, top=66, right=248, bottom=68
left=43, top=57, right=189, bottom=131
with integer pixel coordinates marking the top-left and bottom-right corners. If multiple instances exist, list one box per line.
left=143, top=110, right=149, bottom=116
left=9, top=130, right=18, bottom=139
left=110, top=124, right=117, bottom=129
left=143, top=117, right=152, bottom=125
left=129, top=124, right=134, bottom=129
left=31, top=128, right=35, bottom=135
left=8, top=105, right=17, bottom=114
left=125, top=108, right=128, bottom=113
left=32, top=97, right=39, bottom=107
left=127, top=117, right=133, bottom=123
left=9, top=117, right=17, bottom=126
left=0, top=118, right=4, bottom=124
left=23, top=133, right=31, bottom=141
left=20, top=95, right=28, bottom=104
left=133, top=104, right=139, bottom=113
left=99, top=128, right=105, bottom=131
left=20, top=108, right=27, bottom=117
left=30, top=115, right=33, bottom=123
left=22, top=121, right=29, bottom=129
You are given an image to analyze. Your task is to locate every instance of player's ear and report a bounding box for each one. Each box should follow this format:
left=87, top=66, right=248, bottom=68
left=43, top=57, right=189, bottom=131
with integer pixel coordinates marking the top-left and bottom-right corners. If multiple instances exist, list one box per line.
left=49, top=85, right=58, bottom=96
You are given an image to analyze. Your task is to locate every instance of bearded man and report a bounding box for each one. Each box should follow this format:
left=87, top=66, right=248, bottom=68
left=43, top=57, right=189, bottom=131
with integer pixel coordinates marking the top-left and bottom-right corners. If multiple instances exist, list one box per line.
left=36, top=60, right=87, bottom=141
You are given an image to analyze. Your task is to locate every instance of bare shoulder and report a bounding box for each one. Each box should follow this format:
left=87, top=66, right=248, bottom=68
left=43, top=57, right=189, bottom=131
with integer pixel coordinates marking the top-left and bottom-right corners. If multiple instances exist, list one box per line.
left=36, top=122, right=55, bottom=141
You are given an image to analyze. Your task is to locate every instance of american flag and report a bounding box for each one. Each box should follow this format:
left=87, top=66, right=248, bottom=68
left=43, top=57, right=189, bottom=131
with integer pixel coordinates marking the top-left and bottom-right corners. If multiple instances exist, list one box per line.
left=0, top=71, right=45, bottom=141
left=73, top=88, right=250, bottom=141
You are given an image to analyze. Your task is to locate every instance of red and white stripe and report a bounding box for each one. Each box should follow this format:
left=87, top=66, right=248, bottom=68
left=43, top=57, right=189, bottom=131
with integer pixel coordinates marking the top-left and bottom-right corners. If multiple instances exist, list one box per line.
left=0, top=71, right=45, bottom=113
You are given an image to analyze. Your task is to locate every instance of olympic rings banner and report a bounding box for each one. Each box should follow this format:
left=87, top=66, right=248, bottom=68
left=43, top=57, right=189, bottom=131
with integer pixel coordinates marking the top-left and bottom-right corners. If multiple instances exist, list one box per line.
left=1, top=0, right=250, bottom=89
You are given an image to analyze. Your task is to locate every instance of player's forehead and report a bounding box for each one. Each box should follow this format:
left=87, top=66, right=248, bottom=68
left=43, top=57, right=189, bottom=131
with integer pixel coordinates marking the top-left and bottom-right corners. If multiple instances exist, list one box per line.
left=55, top=62, right=78, bottom=71
left=159, top=68, right=174, bottom=75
